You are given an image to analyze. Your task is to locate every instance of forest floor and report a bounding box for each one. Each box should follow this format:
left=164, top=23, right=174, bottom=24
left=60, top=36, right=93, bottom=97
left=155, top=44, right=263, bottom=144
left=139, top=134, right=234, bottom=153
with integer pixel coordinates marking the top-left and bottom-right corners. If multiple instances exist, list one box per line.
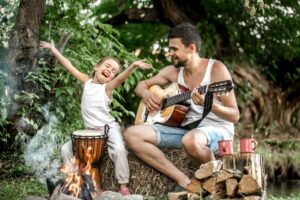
left=1, top=132, right=300, bottom=199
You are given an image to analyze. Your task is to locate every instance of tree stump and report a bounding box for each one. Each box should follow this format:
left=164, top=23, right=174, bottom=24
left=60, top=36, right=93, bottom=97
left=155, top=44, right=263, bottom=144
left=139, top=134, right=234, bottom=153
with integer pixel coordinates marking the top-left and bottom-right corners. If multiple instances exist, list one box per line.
left=221, top=153, right=265, bottom=189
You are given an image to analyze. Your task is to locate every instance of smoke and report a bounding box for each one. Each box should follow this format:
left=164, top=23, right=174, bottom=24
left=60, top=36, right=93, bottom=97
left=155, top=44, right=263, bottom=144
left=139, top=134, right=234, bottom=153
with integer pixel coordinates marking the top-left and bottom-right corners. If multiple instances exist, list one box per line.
left=23, top=104, right=62, bottom=182
left=0, top=46, right=11, bottom=120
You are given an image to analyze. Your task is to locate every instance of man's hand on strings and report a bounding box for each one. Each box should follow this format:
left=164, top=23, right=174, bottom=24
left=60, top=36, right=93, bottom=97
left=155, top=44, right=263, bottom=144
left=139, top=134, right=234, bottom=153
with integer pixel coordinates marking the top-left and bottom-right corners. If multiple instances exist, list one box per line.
left=191, top=88, right=205, bottom=106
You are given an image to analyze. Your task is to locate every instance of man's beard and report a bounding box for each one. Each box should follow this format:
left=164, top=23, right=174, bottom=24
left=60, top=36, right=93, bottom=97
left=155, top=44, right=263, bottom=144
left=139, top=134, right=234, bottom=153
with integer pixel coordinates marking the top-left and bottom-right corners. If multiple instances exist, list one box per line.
left=173, top=58, right=188, bottom=68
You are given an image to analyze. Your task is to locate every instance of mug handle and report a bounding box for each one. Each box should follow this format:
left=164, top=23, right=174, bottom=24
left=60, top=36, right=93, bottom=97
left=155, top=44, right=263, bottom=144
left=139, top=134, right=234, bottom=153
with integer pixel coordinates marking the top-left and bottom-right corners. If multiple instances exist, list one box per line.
left=251, top=140, right=258, bottom=150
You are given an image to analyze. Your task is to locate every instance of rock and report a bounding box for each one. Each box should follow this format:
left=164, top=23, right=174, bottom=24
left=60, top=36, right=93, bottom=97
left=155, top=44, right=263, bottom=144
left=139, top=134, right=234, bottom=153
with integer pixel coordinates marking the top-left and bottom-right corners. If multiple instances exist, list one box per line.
left=94, top=191, right=143, bottom=200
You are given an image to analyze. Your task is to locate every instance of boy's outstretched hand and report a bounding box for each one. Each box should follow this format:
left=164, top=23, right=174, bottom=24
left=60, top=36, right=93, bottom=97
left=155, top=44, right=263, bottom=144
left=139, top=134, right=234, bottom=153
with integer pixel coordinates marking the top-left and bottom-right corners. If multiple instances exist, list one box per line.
left=130, top=59, right=152, bottom=70
left=39, top=41, right=55, bottom=50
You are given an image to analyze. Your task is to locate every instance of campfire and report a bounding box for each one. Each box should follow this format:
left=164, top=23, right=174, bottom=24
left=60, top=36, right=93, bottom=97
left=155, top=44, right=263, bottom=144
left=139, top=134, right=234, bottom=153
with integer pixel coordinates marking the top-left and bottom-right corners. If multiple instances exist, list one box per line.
left=48, top=147, right=101, bottom=200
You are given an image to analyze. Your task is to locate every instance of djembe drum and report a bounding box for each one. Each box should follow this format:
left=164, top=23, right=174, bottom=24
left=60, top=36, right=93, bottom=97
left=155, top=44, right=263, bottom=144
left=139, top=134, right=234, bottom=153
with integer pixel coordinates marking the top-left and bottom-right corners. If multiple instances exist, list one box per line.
left=71, top=125, right=109, bottom=190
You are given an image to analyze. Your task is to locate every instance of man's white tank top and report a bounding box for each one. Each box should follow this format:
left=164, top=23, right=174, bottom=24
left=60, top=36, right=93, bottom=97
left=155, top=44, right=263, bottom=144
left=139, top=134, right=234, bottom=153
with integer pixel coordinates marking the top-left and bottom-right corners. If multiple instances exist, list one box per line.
left=81, top=79, right=118, bottom=128
left=178, top=59, right=234, bottom=136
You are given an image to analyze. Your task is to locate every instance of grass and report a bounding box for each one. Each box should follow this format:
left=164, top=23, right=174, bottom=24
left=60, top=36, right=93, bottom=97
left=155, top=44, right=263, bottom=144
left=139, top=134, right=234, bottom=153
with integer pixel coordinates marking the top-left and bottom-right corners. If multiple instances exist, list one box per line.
left=0, top=152, right=47, bottom=200
left=268, top=193, right=300, bottom=200
left=0, top=178, right=47, bottom=200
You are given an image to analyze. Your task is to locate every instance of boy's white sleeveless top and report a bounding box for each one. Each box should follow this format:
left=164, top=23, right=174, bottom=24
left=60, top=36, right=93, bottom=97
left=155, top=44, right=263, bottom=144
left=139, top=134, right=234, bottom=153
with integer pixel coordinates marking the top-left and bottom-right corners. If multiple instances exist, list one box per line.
left=81, top=79, right=118, bottom=128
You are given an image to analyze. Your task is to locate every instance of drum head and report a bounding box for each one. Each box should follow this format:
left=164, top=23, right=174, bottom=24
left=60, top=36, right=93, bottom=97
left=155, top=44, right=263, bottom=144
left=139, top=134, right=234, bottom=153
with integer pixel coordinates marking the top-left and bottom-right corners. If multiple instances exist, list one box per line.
left=72, top=130, right=106, bottom=138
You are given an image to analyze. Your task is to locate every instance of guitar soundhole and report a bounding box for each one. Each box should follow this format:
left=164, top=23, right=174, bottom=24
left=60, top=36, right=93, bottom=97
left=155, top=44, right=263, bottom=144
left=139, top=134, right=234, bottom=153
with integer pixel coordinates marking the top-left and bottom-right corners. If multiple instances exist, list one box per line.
left=180, top=101, right=190, bottom=107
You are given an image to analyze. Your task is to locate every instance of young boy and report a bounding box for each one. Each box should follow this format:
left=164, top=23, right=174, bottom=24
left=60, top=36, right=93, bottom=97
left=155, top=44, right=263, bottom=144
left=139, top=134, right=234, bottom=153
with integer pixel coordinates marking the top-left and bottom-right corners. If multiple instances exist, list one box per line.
left=40, top=41, right=151, bottom=195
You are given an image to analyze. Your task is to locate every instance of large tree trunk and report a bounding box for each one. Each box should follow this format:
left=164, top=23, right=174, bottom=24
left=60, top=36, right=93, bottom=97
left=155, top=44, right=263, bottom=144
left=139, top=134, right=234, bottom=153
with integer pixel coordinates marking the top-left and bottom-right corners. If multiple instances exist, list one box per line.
left=233, top=64, right=300, bottom=136
left=7, top=0, right=45, bottom=133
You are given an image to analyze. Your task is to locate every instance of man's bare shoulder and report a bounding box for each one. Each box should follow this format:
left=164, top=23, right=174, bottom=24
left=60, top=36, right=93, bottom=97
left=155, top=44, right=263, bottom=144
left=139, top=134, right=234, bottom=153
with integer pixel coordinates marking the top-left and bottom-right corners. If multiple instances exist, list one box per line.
left=211, top=60, right=232, bottom=81
left=159, top=65, right=180, bottom=82
left=212, top=59, right=227, bottom=69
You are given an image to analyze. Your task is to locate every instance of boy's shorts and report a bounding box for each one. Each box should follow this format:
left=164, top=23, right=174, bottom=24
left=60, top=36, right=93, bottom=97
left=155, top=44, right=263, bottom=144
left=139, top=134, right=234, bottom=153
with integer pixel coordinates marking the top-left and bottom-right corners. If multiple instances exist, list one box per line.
left=151, top=123, right=232, bottom=155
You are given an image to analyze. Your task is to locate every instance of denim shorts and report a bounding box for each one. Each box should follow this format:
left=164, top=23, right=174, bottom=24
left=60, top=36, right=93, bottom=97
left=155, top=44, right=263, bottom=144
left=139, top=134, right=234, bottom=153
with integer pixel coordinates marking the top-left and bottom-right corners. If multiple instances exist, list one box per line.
left=151, top=123, right=232, bottom=155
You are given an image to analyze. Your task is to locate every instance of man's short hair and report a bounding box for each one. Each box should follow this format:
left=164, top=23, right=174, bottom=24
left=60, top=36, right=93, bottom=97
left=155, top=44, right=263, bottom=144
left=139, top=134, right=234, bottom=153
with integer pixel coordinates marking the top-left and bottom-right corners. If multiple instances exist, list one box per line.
left=168, top=22, right=201, bottom=52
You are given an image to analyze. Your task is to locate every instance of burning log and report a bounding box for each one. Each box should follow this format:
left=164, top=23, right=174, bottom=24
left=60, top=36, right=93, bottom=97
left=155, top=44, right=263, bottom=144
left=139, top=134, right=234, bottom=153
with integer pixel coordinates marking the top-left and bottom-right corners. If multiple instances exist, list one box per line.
left=47, top=146, right=102, bottom=200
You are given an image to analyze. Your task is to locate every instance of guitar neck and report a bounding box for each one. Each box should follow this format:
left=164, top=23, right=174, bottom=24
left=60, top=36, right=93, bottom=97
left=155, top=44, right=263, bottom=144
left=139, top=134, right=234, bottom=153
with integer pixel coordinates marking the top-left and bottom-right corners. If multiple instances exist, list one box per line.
left=162, top=85, right=207, bottom=109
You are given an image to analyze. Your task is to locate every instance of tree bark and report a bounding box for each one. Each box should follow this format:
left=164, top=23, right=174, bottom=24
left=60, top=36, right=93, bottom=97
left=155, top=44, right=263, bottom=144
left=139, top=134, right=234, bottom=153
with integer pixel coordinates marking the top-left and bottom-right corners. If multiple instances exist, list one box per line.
left=7, top=0, right=46, bottom=128
left=233, top=64, right=300, bottom=136
left=106, top=0, right=204, bottom=26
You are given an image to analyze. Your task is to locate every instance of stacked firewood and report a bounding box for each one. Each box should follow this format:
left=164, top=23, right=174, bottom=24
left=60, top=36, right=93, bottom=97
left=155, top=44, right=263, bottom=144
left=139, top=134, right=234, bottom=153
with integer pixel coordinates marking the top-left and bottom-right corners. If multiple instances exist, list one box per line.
left=168, top=153, right=266, bottom=200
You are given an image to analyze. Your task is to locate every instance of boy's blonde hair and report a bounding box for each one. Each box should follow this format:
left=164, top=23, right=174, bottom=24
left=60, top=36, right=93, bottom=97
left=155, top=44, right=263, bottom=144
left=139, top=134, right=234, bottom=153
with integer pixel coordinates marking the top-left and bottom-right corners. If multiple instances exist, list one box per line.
left=92, top=56, right=121, bottom=77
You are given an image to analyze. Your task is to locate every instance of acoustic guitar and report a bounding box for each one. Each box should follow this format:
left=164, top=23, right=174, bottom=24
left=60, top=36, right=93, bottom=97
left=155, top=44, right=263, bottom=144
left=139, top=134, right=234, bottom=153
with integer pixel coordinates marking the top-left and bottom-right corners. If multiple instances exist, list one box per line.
left=134, top=80, right=234, bottom=127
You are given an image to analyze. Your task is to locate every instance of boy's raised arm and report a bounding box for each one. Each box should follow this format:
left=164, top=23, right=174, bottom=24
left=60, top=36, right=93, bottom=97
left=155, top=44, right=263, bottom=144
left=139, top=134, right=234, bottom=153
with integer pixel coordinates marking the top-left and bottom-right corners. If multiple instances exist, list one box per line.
left=105, top=59, right=152, bottom=97
left=40, top=41, right=90, bottom=83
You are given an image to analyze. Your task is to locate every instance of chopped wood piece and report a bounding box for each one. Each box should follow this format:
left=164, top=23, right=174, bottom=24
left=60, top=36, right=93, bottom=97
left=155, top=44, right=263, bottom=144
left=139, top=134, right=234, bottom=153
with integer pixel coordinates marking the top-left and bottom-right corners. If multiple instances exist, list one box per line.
left=186, top=178, right=202, bottom=194
left=194, top=160, right=222, bottom=180
left=226, top=178, right=238, bottom=197
left=238, top=175, right=262, bottom=195
left=216, top=169, right=233, bottom=183
left=187, top=193, right=201, bottom=200
left=202, top=177, right=216, bottom=194
left=214, top=183, right=227, bottom=199
left=224, top=168, right=243, bottom=179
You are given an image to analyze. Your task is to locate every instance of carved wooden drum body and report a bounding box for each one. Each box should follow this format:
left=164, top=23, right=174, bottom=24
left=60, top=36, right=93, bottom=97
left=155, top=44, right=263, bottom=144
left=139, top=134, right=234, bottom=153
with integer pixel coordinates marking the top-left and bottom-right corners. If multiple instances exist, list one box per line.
left=71, top=125, right=109, bottom=189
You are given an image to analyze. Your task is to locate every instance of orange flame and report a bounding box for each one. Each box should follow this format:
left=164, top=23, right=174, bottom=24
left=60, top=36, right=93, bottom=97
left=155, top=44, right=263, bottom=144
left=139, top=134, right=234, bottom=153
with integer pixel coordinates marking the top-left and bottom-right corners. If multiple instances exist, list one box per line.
left=60, top=146, right=98, bottom=198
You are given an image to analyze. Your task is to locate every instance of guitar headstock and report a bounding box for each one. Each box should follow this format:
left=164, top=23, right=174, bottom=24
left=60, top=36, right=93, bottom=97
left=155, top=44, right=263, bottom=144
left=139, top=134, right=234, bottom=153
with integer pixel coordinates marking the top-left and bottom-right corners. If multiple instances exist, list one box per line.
left=208, top=80, right=234, bottom=95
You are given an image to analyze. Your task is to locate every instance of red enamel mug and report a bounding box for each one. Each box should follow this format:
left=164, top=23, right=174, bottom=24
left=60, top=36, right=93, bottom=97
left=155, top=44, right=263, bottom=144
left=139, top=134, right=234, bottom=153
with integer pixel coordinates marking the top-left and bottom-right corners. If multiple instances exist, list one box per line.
left=218, top=140, right=234, bottom=156
left=239, top=138, right=258, bottom=153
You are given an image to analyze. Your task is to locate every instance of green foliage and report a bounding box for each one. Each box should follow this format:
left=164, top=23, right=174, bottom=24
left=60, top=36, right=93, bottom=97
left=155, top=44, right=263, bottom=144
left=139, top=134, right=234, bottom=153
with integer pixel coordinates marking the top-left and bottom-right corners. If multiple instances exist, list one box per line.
left=0, top=0, right=18, bottom=47
left=201, top=0, right=300, bottom=85
left=116, top=23, right=170, bottom=52
left=255, top=115, right=278, bottom=136
left=92, top=0, right=153, bottom=22
left=92, top=0, right=131, bottom=22
left=35, top=0, right=154, bottom=137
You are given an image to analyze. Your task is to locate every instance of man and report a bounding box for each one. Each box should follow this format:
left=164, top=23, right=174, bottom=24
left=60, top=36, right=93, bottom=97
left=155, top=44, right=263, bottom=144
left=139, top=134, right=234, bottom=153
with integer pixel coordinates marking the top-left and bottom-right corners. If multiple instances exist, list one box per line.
left=123, top=22, right=240, bottom=192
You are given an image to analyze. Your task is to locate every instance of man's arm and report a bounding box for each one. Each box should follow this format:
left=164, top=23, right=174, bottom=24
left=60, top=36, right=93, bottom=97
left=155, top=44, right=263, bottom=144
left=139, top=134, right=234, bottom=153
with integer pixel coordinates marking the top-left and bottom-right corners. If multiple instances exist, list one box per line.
left=135, top=66, right=177, bottom=112
left=192, top=61, right=240, bottom=123
left=210, top=61, right=240, bottom=123
left=40, top=41, right=89, bottom=83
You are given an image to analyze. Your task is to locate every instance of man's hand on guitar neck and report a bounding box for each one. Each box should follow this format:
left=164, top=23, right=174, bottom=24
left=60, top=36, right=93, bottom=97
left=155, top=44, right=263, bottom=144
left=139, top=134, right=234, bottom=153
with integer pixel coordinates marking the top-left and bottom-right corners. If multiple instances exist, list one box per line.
left=141, top=89, right=161, bottom=112
left=191, top=88, right=205, bottom=106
